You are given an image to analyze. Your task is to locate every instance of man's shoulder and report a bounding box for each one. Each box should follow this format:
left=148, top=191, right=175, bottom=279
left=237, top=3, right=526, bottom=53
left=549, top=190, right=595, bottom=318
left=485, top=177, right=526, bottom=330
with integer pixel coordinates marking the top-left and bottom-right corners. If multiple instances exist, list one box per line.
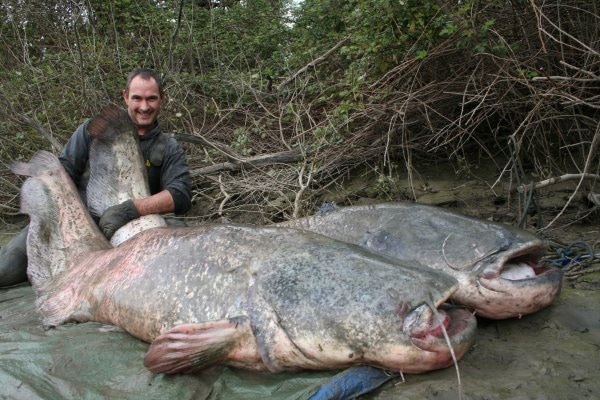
left=159, top=132, right=185, bottom=152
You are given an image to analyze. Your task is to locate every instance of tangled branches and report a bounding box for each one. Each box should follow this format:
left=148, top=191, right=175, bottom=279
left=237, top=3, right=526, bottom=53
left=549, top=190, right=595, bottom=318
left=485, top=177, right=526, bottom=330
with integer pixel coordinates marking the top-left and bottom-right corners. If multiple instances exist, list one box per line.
left=175, top=1, right=598, bottom=228
left=1, top=1, right=597, bottom=230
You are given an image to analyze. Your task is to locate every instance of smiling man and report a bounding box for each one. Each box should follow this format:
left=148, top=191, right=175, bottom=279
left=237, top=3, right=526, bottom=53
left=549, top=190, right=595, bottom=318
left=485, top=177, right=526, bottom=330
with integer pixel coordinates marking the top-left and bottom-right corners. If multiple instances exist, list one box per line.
left=62, top=68, right=192, bottom=238
left=0, top=68, right=192, bottom=287
left=125, top=70, right=163, bottom=134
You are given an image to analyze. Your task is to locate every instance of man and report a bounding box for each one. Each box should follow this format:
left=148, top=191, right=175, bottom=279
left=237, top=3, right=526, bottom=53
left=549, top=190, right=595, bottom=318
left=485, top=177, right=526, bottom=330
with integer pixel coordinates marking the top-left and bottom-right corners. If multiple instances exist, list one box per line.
left=0, top=68, right=192, bottom=287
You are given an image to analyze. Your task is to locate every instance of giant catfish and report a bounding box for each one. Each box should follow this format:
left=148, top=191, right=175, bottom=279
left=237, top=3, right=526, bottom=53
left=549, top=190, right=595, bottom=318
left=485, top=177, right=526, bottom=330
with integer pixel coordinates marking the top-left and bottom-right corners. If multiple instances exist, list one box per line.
left=12, top=151, right=476, bottom=375
left=278, top=203, right=563, bottom=319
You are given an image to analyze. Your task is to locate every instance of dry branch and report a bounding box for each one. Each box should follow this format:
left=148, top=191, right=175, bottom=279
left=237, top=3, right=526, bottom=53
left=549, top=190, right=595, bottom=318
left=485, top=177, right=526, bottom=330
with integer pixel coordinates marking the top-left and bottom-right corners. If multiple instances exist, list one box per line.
left=0, top=97, right=63, bottom=152
left=175, top=132, right=242, bottom=160
left=190, top=149, right=305, bottom=177
left=517, top=174, right=600, bottom=193
left=276, top=36, right=350, bottom=91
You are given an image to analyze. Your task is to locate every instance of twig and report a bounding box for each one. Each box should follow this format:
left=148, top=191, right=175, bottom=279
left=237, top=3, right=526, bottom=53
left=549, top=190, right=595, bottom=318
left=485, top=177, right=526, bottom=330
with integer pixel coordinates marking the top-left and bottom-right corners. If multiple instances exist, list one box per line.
left=565, top=265, right=600, bottom=279
left=543, top=123, right=600, bottom=230
left=293, top=160, right=313, bottom=219
left=277, top=36, right=350, bottom=91
left=517, top=174, right=600, bottom=193
left=531, top=76, right=599, bottom=83
left=0, top=97, right=63, bottom=152
left=13, top=113, right=63, bottom=152
left=217, top=174, right=231, bottom=216
left=175, top=132, right=241, bottom=161
left=559, top=60, right=600, bottom=79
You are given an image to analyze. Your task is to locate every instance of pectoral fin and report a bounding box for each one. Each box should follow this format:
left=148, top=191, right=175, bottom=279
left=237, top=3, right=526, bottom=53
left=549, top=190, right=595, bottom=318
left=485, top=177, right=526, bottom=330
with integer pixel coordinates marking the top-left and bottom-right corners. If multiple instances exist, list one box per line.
left=144, top=316, right=264, bottom=374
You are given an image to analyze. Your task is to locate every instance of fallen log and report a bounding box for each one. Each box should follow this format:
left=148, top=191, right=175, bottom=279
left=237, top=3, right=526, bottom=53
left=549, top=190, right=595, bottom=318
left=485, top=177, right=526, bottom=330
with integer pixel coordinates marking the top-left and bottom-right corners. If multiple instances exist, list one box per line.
left=189, top=149, right=305, bottom=177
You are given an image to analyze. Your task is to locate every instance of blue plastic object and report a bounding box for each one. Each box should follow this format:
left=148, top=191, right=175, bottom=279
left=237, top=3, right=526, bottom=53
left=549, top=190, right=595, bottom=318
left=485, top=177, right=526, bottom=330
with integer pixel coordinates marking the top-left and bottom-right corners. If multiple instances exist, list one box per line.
left=308, top=366, right=398, bottom=400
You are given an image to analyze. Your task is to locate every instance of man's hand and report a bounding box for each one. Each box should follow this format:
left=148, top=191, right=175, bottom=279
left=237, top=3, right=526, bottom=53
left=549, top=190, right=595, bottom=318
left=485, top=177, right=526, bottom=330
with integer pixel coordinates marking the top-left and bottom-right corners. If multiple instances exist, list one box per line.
left=99, top=199, right=140, bottom=239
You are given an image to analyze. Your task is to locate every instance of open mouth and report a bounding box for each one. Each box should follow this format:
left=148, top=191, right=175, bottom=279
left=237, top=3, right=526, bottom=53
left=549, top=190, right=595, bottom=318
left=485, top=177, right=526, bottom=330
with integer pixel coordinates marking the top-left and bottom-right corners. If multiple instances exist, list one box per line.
left=479, top=241, right=560, bottom=282
left=469, top=241, right=564, bottom=317
left=499, top=256, right=559, bottom=281
left=405, top=305, right=475, bottom=350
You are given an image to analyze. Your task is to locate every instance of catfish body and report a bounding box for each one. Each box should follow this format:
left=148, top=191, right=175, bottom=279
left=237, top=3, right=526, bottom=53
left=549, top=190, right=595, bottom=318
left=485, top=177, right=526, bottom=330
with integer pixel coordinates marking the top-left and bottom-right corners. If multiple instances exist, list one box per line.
left=278, top=203, right=563, bottom=319
left=12, top=151, right=476, bottom=375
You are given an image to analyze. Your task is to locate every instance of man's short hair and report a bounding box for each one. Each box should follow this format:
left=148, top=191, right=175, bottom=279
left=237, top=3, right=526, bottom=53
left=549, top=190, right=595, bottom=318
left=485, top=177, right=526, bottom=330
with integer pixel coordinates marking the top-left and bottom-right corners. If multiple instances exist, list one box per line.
left=125, top=68, right=164, bottom=95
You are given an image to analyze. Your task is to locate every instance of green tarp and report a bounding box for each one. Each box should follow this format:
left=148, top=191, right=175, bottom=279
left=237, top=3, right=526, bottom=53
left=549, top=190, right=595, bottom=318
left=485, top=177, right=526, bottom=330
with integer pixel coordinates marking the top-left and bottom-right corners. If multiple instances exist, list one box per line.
left=3, top=283, right=600, bottom=399
left=0, top=285, right=336, bottom=400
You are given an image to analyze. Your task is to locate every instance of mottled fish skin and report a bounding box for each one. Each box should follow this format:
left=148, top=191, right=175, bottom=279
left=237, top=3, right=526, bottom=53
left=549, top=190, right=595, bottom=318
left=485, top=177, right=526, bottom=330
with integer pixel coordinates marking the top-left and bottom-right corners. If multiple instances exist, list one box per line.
left=12, top=151, right=477, bottom=375
left=10, top=151, right=111, bottom=287
left=86, top=104, right=166, bottom=245
left=277, top=203, right=563, bottom=319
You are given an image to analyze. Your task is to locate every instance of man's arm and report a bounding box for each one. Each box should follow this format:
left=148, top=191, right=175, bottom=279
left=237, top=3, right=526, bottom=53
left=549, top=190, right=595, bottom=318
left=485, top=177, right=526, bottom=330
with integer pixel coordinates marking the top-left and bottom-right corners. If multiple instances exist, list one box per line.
left=159, top=136, right=192, bottom=215
left=99, top=136, right=191, bottom=239
left=133, top=189, right=175, bottom=216
left=59, top=120, right=92, bottom=186
left=99, top=189, right=176, bottom=239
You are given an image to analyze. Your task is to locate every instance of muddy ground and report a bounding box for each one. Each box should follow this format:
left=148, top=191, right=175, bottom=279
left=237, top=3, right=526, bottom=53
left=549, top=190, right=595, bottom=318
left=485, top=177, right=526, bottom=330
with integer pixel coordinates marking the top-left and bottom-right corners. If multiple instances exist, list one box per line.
left=1, top=160, right=598, bottom=400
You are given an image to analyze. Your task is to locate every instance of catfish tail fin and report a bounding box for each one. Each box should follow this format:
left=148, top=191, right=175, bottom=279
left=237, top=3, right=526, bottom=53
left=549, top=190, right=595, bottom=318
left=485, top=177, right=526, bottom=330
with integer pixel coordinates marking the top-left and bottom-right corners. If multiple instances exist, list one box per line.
left=87, top=104, right=134, bottom=143
left=10, top=151, right=110, bottom=309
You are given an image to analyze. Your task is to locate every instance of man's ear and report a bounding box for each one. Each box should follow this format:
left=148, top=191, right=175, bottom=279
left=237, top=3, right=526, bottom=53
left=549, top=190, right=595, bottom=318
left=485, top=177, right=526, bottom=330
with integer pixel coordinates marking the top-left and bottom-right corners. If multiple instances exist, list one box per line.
left=122, top=89, right=128, bottom=103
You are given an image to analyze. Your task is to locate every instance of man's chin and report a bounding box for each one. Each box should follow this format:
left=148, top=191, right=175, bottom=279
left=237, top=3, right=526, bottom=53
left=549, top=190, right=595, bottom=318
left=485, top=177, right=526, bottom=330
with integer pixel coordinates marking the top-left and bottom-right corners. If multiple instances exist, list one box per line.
left=134, top=119, right=155, bottom=131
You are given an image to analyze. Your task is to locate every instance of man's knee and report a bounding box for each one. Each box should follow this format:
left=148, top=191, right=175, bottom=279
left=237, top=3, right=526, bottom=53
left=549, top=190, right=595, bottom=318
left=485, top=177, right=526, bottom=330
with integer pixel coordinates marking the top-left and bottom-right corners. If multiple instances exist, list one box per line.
left=0, top=226, right=29, bottom=287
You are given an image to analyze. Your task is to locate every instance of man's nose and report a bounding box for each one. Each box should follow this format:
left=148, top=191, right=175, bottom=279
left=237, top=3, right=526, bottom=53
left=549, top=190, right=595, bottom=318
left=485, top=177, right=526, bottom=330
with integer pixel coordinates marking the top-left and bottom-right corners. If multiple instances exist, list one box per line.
left=140, top=101, right=150, bottom=111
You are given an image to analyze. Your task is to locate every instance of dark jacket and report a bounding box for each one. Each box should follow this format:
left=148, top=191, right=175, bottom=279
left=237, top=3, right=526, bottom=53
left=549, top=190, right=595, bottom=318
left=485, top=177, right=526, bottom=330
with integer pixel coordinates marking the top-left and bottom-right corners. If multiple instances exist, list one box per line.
left=59, top=119, right=192, bottom=215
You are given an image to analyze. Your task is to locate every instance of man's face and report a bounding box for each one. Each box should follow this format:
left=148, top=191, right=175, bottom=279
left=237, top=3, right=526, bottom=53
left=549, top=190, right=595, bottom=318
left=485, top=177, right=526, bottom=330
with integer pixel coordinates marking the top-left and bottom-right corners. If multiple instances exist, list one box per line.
left=123, top=75, right=163, bottom=135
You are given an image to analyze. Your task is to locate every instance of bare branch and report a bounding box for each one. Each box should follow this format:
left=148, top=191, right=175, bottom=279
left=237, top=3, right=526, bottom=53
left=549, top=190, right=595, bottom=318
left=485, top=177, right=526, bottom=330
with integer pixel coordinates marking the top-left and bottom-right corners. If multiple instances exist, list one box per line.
left=190, top=149, right=305, bottom=177
left=277, top=36, right=350, bottom=91
left=517, top=174, right=600, bottom=193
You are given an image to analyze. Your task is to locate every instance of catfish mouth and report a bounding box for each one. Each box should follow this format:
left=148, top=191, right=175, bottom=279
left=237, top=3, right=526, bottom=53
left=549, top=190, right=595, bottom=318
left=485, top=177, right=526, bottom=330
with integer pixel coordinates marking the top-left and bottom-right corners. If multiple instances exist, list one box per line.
left=404, top=305, right=476, bottom=354
left=497, top=256, right=560, bottom=282
left=467, top=241, right=563, bottom=319
left=478, top=241, right=562, bottom=284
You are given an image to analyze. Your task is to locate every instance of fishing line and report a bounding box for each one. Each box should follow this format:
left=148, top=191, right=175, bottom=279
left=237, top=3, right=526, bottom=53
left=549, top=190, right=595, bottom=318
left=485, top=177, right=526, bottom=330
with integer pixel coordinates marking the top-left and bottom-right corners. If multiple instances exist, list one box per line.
left=443, top=234, right=509, bottom=272
left=427, top=297, right=463, bottom=400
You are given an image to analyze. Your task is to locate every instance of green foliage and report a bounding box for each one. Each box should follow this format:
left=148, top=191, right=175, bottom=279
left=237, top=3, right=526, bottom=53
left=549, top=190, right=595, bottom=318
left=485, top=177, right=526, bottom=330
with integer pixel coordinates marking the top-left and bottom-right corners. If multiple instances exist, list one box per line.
left=177, top=0, right=291, bottom=72
left=231, top=127, right=252, bottom=156
left=292, top=0, right=453, bottom=75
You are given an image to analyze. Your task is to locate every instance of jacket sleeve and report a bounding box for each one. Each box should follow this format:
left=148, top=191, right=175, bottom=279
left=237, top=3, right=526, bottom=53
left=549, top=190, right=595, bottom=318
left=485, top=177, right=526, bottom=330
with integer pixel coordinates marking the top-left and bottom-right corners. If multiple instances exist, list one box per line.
left=58, top=120, right=92, bottom=187
left=161, top=137, right=192, bottom=215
